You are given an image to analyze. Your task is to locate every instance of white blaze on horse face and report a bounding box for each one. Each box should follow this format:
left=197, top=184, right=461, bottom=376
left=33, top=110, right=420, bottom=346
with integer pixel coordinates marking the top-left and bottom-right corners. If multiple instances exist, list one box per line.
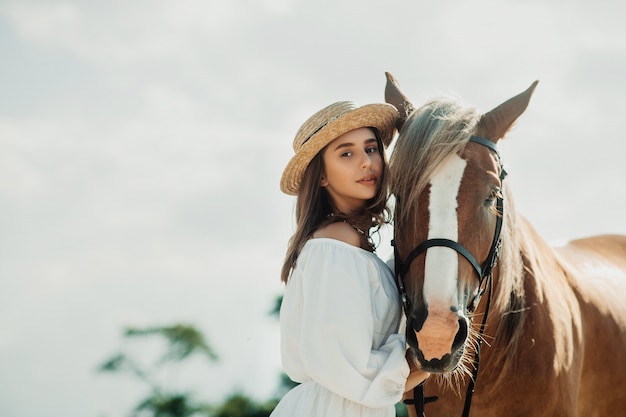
left=424, top=154, right=467, bottom=306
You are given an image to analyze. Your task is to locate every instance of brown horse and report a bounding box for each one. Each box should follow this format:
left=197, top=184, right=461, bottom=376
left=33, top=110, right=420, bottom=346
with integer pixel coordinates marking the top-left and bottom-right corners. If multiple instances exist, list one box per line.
left=385, top=72, right=626, bottom=417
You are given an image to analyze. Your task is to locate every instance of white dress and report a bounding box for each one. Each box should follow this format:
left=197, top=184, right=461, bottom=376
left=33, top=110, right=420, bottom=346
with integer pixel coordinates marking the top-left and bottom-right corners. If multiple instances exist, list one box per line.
left=271, top=238, right=409, bottom=417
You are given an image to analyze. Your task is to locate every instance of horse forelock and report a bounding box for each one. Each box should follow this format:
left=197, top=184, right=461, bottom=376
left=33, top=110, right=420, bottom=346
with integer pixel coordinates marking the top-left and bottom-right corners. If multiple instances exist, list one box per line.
left=390, top=98, right=480, bottom=226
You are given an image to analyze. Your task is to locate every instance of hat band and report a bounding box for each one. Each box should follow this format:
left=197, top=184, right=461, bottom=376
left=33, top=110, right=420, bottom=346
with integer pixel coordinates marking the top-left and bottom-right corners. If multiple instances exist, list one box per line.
left=301, top=112, right=345, bottom=146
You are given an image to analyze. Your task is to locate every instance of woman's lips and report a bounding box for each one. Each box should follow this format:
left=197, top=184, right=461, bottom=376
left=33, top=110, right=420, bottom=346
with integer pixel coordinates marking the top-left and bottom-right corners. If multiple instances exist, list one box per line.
left=358, top=175, right=377, bottom=185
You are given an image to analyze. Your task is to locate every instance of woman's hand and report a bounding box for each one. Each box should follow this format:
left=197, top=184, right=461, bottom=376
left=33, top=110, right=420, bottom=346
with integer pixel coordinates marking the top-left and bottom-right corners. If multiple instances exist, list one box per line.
left=404, top=349, right=429, bottom=392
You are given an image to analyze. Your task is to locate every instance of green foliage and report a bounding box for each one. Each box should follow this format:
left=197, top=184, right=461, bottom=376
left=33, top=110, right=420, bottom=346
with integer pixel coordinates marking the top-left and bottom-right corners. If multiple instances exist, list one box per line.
left=269, top=295, right=282, bottom=318
left=395, top=402, right=410, bottom=417
left=274, top=373, right=298, bottom=399
left=99, top=353, right=128, bottom=372
left=211, top=392, right=277, bottom=417
left=124, top=324, right=218, bottom=363
left=98, top=323, right=216, bottom=417
left=133, top=393, right=212, bottom=417
left=98, top=322, right=280, bottom=417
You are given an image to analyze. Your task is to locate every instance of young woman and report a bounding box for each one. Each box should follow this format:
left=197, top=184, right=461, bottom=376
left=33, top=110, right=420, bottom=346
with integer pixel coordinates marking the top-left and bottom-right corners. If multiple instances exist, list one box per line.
left=273, top=101, right=429, bottom=417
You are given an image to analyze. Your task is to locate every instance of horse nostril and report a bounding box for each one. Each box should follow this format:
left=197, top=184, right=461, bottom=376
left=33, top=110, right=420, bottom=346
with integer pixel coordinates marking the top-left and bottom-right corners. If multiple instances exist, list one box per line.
left=410, top=307, right=428, bottom=333
left=451, top=318, right=469, bottom=352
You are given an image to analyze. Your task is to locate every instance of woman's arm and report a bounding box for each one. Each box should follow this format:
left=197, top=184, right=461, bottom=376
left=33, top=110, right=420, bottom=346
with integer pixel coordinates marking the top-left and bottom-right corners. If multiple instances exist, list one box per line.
left=294, top=241, right=412, bottom=408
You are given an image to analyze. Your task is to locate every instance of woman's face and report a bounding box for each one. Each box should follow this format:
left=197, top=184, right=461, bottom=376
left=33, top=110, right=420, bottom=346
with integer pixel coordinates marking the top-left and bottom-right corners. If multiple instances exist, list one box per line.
left=320, top=127, right=383, bottom=214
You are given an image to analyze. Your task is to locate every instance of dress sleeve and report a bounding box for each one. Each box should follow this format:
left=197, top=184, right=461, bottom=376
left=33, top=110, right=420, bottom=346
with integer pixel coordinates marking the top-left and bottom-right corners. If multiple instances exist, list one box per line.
left=297, top=242, right=409, bottom=408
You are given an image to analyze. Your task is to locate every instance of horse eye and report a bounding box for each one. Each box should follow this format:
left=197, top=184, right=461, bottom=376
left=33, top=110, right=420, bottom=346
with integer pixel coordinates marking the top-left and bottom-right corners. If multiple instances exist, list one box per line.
left=485, top=189, right=501, bottom=206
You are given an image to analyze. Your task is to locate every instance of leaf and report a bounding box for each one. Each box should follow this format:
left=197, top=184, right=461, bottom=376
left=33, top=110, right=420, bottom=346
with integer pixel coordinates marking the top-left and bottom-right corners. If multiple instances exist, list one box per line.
left=134, top=392, right=211, bottom=417
left=124, top=323, right=218, bottom=363
left=98, top=353, right=129, bottom=373
left=269, top=295, right=282, bottom=318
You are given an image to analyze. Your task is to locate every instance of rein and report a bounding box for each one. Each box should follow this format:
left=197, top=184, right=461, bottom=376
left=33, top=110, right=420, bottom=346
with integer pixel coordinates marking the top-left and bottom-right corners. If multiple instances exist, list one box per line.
left=394, top=135, right=506, bottom=417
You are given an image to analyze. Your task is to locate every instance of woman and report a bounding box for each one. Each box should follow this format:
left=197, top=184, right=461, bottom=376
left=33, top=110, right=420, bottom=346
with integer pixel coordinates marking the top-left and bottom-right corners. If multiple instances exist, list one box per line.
left=273, top=101, right=428, bottom=416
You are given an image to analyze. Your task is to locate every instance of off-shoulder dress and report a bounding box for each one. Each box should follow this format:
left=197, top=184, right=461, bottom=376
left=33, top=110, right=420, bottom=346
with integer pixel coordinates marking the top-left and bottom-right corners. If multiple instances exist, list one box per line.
left=271, top=238, right=408, bottom=417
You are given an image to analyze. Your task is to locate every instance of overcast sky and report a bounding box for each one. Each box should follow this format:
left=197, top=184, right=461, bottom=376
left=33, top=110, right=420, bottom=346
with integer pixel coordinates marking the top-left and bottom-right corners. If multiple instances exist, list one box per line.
left=1, top=1, right=625, bottom=416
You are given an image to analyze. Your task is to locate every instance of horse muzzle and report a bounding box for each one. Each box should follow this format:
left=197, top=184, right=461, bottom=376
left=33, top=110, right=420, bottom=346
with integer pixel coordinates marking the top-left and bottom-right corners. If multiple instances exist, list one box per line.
left=407, top=307, right=469, bottom=373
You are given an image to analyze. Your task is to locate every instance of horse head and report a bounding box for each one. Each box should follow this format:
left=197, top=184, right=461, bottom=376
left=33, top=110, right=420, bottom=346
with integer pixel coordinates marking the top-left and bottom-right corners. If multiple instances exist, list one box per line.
left=386, top=72, right=537, bottom=375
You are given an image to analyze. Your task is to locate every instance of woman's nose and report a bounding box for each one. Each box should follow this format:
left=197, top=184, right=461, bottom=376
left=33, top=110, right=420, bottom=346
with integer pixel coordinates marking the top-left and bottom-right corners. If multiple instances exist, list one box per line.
left=361, top=152, right=373, bottom=168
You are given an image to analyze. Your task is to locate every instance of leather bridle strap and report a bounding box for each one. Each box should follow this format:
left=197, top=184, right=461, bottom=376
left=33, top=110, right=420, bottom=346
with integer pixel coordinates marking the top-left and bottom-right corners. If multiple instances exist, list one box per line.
left=468, top=134, right=500, bottom=155
left=403, top=384, right=438, bottom=417
left=462, top=272, right=493, bottom=417
left=398, top=238, right=483, bottom=285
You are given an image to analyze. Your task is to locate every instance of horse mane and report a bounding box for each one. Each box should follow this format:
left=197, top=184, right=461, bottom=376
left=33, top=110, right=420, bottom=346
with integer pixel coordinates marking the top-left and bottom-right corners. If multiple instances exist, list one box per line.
left=390, top=97, right=527, bottom=372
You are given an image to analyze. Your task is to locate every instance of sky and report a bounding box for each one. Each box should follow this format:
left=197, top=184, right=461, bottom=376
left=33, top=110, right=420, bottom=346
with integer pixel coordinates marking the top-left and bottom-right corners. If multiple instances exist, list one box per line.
left=1, top=1, right=625, bottom=416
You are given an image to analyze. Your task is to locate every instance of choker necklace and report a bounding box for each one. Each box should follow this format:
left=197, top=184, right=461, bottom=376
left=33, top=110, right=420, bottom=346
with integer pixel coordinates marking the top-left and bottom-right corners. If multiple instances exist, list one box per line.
left=352, top=224, right=376, bottom=252
left=327, top=213, right=376, bottom=252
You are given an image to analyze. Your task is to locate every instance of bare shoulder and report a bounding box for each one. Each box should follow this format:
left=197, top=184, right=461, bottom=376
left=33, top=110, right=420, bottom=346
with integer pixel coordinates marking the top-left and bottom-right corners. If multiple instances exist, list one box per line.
left=312, top=221, right=361, bottom=248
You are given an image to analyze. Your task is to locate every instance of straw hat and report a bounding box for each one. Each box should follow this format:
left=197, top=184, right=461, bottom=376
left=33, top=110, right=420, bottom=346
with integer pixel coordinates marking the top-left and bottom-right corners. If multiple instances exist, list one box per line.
left=280, top=101, right=399, bottom=195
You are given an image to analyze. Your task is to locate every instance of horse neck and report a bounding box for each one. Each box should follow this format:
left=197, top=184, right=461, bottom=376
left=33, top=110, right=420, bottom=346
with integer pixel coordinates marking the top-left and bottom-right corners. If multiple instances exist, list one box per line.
left=479, top=215, right=565, bottom=385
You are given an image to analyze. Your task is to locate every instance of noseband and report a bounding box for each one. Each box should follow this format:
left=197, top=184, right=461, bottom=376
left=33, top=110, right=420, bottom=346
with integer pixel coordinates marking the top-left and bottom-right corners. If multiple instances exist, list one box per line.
left=394, top=135, right=507, bottom=417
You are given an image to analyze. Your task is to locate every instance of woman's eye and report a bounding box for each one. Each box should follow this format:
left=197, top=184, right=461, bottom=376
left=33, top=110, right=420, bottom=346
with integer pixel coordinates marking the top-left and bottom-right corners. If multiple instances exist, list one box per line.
left=366, top=147, right=378, bottom=154
left=341, top=151, right=352, bottom=157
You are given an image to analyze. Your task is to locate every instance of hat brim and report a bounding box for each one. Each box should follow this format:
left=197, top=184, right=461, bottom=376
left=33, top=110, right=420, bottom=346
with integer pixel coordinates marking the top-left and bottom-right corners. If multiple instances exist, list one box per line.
left=280, top=103, right=398, bottom=195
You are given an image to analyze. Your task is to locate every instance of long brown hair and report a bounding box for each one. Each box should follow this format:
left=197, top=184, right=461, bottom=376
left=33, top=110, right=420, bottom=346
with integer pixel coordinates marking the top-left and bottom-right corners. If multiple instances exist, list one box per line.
left=280, top=129, right=391, bottom=283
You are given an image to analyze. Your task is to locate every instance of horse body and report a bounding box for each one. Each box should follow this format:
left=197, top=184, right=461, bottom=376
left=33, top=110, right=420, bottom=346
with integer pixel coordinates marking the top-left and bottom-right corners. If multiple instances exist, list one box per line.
left=429, top=228, right=626, bottom=417
left=555, top=234, right=626, bottom=415
left=385, top=72, right=626, bottom=416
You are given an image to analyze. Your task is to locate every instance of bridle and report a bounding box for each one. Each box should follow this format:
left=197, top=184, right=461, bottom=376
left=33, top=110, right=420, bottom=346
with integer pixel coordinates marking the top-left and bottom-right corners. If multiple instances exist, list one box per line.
left=393, top=135, right=507, bottom=417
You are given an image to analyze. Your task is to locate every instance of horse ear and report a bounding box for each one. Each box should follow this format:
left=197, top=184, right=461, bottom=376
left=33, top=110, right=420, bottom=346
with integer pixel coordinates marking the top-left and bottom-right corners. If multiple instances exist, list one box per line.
left=476, top=81, right=539, bottom=142
left=384, top=71, right=415, bottom=131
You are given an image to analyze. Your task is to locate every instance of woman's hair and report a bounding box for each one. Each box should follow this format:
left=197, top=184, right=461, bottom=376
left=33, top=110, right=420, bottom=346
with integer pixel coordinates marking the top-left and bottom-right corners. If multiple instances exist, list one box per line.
left=280, top=129, right=390, bottom=283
